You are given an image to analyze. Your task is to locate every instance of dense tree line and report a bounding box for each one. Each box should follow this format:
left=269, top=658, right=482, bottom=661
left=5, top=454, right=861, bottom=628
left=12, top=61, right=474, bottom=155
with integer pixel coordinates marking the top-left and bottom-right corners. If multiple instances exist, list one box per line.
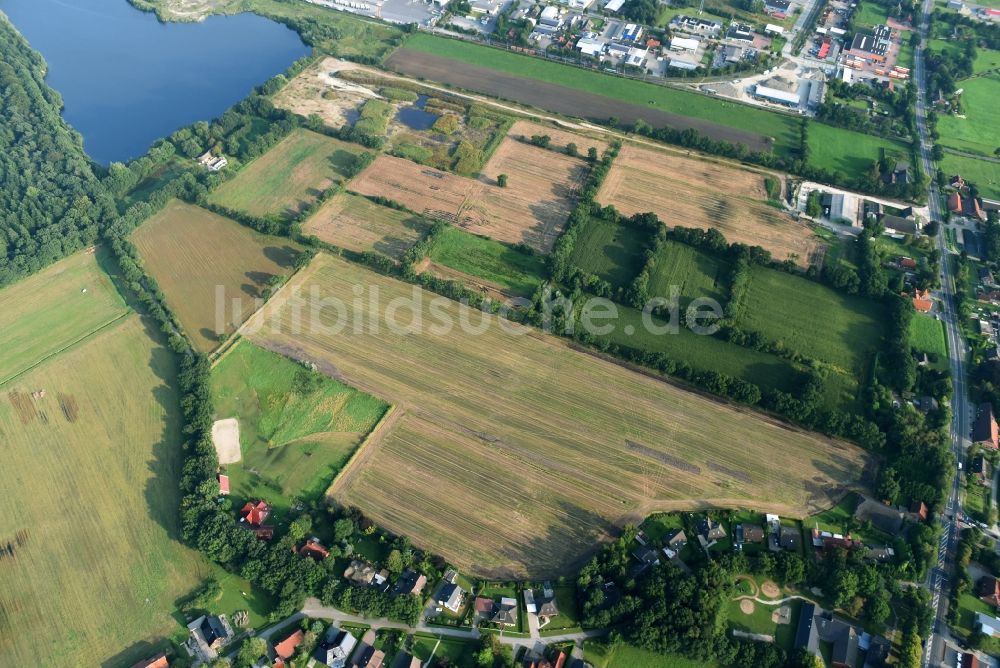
left=0, top=17, right=118, bottom=289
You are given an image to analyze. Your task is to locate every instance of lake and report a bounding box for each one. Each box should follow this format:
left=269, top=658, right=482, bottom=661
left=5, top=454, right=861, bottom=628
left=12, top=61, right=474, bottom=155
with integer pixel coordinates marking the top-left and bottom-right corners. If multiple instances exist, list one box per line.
left=0, top=0, right=309, bottom=164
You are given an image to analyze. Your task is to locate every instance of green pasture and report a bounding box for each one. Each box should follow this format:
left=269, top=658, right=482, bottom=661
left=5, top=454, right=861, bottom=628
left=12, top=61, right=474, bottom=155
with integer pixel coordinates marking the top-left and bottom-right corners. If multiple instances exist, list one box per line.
left=428, top=226, right=546, bottom=298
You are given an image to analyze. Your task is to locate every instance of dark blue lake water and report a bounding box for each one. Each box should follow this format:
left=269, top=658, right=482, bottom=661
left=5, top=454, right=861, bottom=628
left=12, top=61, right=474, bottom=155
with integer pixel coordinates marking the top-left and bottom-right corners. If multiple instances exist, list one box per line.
left=396, top=94, right=438, bottom=131
left=1, top=0, right=309, bottom=164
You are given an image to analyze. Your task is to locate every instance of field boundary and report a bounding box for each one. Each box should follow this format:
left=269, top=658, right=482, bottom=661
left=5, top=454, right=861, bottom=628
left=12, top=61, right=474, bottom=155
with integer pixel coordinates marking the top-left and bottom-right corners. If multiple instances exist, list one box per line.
left=323, top=404, right=400, bottom=499
left=0, top=311, right=131, bottom=388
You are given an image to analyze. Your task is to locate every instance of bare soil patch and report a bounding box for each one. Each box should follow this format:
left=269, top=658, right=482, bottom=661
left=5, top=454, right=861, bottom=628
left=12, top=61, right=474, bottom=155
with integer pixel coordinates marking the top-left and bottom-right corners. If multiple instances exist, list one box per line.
left=771, top=605, right=792, bottom=624
left=761, top=581, right=781, bottom=598
left=597, top=144, right=823, bottom=268
left=273, top=57, right=381, bottom=129
left=385, top=49, right=772, bottom=152
left=349, top=144, right=586, bottom=253
left=211, top=418, right=242, bottom=465
left=740, top=599, right=755, bottom=614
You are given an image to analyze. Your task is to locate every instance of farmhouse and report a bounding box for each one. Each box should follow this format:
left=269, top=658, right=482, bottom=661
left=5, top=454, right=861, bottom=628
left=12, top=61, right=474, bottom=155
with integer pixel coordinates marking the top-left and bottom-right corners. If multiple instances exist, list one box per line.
left=130, top=654, right=169, bottom=668
left=973, top=402, right=1000, bottom=450
left=239, top=500, right=273, bottom=540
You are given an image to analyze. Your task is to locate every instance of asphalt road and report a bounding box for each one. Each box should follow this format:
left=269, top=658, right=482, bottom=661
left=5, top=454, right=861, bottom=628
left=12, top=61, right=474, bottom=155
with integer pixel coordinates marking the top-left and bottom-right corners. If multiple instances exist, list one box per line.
left=912, top=0, right=975, bottom=662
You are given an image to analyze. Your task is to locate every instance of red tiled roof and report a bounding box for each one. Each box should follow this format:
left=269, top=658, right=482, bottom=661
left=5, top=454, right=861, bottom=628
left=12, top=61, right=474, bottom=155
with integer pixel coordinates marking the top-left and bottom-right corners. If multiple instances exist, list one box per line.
left=300, top=540, right=330, bottom=560
left=130, top=654, right=169, bottom=668
left=910, top=501, right=928, bottom=520
left=274, top=629, right=304, bottom=659
left=240, top=500, right=270, bottom=527
left=218, top=474, right=230, bottom=495
left=948, top=191, right=963, bottom=213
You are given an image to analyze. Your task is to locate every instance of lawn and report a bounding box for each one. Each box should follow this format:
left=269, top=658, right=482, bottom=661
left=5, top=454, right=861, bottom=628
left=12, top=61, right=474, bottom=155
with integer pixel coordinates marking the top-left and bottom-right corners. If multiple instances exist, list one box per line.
left=411, top=634, right=478, bottom=667
left=132, top=200, right=304, bottom=352
left=0, top=248, right=129, bottom=385
left=0, top=314, right=211, bottom=667
left=538, top=585, right=582, bottom=633
left=937, top=74, right=1000, bottom=157
left=570, top=216, right=650, bottom=289
left=209, top=129, right=364, bottom=219
left=584, top=641, right=718, bottom=668
left=211, top=341, right=388, bottom=511
left=640, top=512, right=686, bottom=543
left=647, top=240, right=730, bottom=307
left=396, top=33, right=802, bottom=157
left=737, top=266, right=885, bottom=375
left=806, top=122, right=912, bottom=181
left=965, top=482, right=991, bottom=523
left=808, top=492, right=860, bottom=534
left=247, top=253, right=872, bottom=577
left=427, top=225, right=547, bottom=298
left=726, top=597, right=803, bottom=651
left=937, top=152, right=1000, bottom=200
left=910, top=313, right=948, bottom=359
left=853, top=0, right=890, bottom=29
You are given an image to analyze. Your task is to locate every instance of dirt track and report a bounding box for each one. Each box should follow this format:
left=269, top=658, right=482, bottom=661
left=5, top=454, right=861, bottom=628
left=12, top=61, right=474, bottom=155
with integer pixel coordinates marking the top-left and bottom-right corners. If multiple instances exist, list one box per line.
left=385, top=49, right=772, bottom=153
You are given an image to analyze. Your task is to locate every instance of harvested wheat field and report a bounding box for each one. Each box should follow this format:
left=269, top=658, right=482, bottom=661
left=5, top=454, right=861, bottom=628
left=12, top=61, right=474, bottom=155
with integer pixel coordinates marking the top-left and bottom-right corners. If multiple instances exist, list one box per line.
left=508, top=120, right=609, bottom=156
left=246, top=253, right=871, bottom=577
left=303, top=192, right=430, bottom=258
left=348, top=143, right=586, bottom=253
left=132, top=200, right=303, bottom=352
left=597, top=144, right=823, bottom=267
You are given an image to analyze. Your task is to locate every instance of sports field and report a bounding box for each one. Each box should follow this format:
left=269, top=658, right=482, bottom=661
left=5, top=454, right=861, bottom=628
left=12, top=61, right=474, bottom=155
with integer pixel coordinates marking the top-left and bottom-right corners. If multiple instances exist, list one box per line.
left=0, top=248, right=128, bottom=385
left=596, top=145, right=823, bottom=267
left=349, top=147, right=586, bottom=253
left=132, top=200, right=304, bottom=352
left=208, top=129, right=364, bottom=219
left=936, top=75, right=1000, bottom=157
left=426, top=225, right=547, bottom=298
left=0, top=315, right=209, bottom=667
left=302, top=192, right=430, bottom=258
left=389, top=34, right=797, bottom=155
left=211, top=341, right=388, bottom=508
left=737, top=266, right=885, bottom=375
left=246, top=253, right=871, bottom=576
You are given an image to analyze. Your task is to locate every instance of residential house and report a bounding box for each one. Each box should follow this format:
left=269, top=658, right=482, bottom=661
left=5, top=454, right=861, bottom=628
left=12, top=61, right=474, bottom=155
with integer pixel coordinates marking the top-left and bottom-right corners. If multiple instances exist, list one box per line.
left=218, top=474, right=230, bottom=496
left=977, top=612, right=1000, bottom=637
left=436, top=582, right=465, bottom=613
left=696, top=517, right=727, bottom=548
left=315, top=628, right=357, bottom=668
left=474, top=596, right=496, bottom=618
left=524, top=588, right=537, bottom=613
left=632, top=545, right=661, bottom=567
left=186, top=615, right=234, bottom=661
left=669, top=15, right=722, bottom=37
left=916, top=395, right=939, bottom=413
left=779, top=525, right=801, bottom=551
left=665, top=529, right=688, bottom=549
left=130, top=654, right=169, bottom=668
left=866, top=545, right=895, bottom=563
left=908, top=500, right=929, bottom=522
left=815, top=615, right=859, bottom=668
left=239, top=500, right=273, bottom=540
left=737, top=524, right=765, bottom=544
left=344, top=560, right=379, bottom=586
left=392, top=569, right=427, bottom=597
left=899, top=256, right=918, bottom=269
left=274, top=629, right=304, bottom=662
left=913, top=288, right=933, bottom=313
left=352, top=645, right=385, bottom=668
left=538, top=594, right=559, bottom=619
left=854, top=496, right=905, bottom=534
left=493, top=597, right=519, bottom=626
left=979, top=576, right=1000, bottom=607
left=974, top=402, right=1000, bottom=450
left=300, top=537, right=330, bottom=561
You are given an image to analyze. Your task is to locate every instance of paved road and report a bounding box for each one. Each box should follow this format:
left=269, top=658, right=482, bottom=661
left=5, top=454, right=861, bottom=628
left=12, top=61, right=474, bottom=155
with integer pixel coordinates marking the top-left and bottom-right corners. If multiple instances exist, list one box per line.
left=912, top=0, right=975, bottom=663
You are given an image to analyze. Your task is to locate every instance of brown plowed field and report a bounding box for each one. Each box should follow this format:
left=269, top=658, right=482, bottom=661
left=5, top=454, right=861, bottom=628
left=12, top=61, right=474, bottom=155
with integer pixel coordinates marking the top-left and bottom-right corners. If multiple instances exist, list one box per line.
left=385, top=49, right=772, bottom=152
left=597, top=145, right=824, bottom=267
left=246, top=253, right=871, bottom=577
left=348, top=142, right=587, bottom=253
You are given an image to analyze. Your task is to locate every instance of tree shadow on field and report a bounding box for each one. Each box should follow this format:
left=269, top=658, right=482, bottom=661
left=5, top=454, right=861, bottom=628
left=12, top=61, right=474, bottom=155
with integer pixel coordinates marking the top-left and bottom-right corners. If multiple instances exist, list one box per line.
left=263, top=245, right=300, bottom=269
left=101, top=638, right=169, bottom=668
left=140, top=315, right=188, bottom=543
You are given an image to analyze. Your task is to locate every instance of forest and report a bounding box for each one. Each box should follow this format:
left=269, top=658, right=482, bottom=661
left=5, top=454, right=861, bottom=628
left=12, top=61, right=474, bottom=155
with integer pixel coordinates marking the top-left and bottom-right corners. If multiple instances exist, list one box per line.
left=0, top=16, right=117, bottom=289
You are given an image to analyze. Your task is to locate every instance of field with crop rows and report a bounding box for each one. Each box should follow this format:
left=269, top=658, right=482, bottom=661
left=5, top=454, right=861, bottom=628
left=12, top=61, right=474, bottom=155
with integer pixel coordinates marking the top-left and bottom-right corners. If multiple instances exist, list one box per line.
left=303, top=192, right=430, bottom=258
